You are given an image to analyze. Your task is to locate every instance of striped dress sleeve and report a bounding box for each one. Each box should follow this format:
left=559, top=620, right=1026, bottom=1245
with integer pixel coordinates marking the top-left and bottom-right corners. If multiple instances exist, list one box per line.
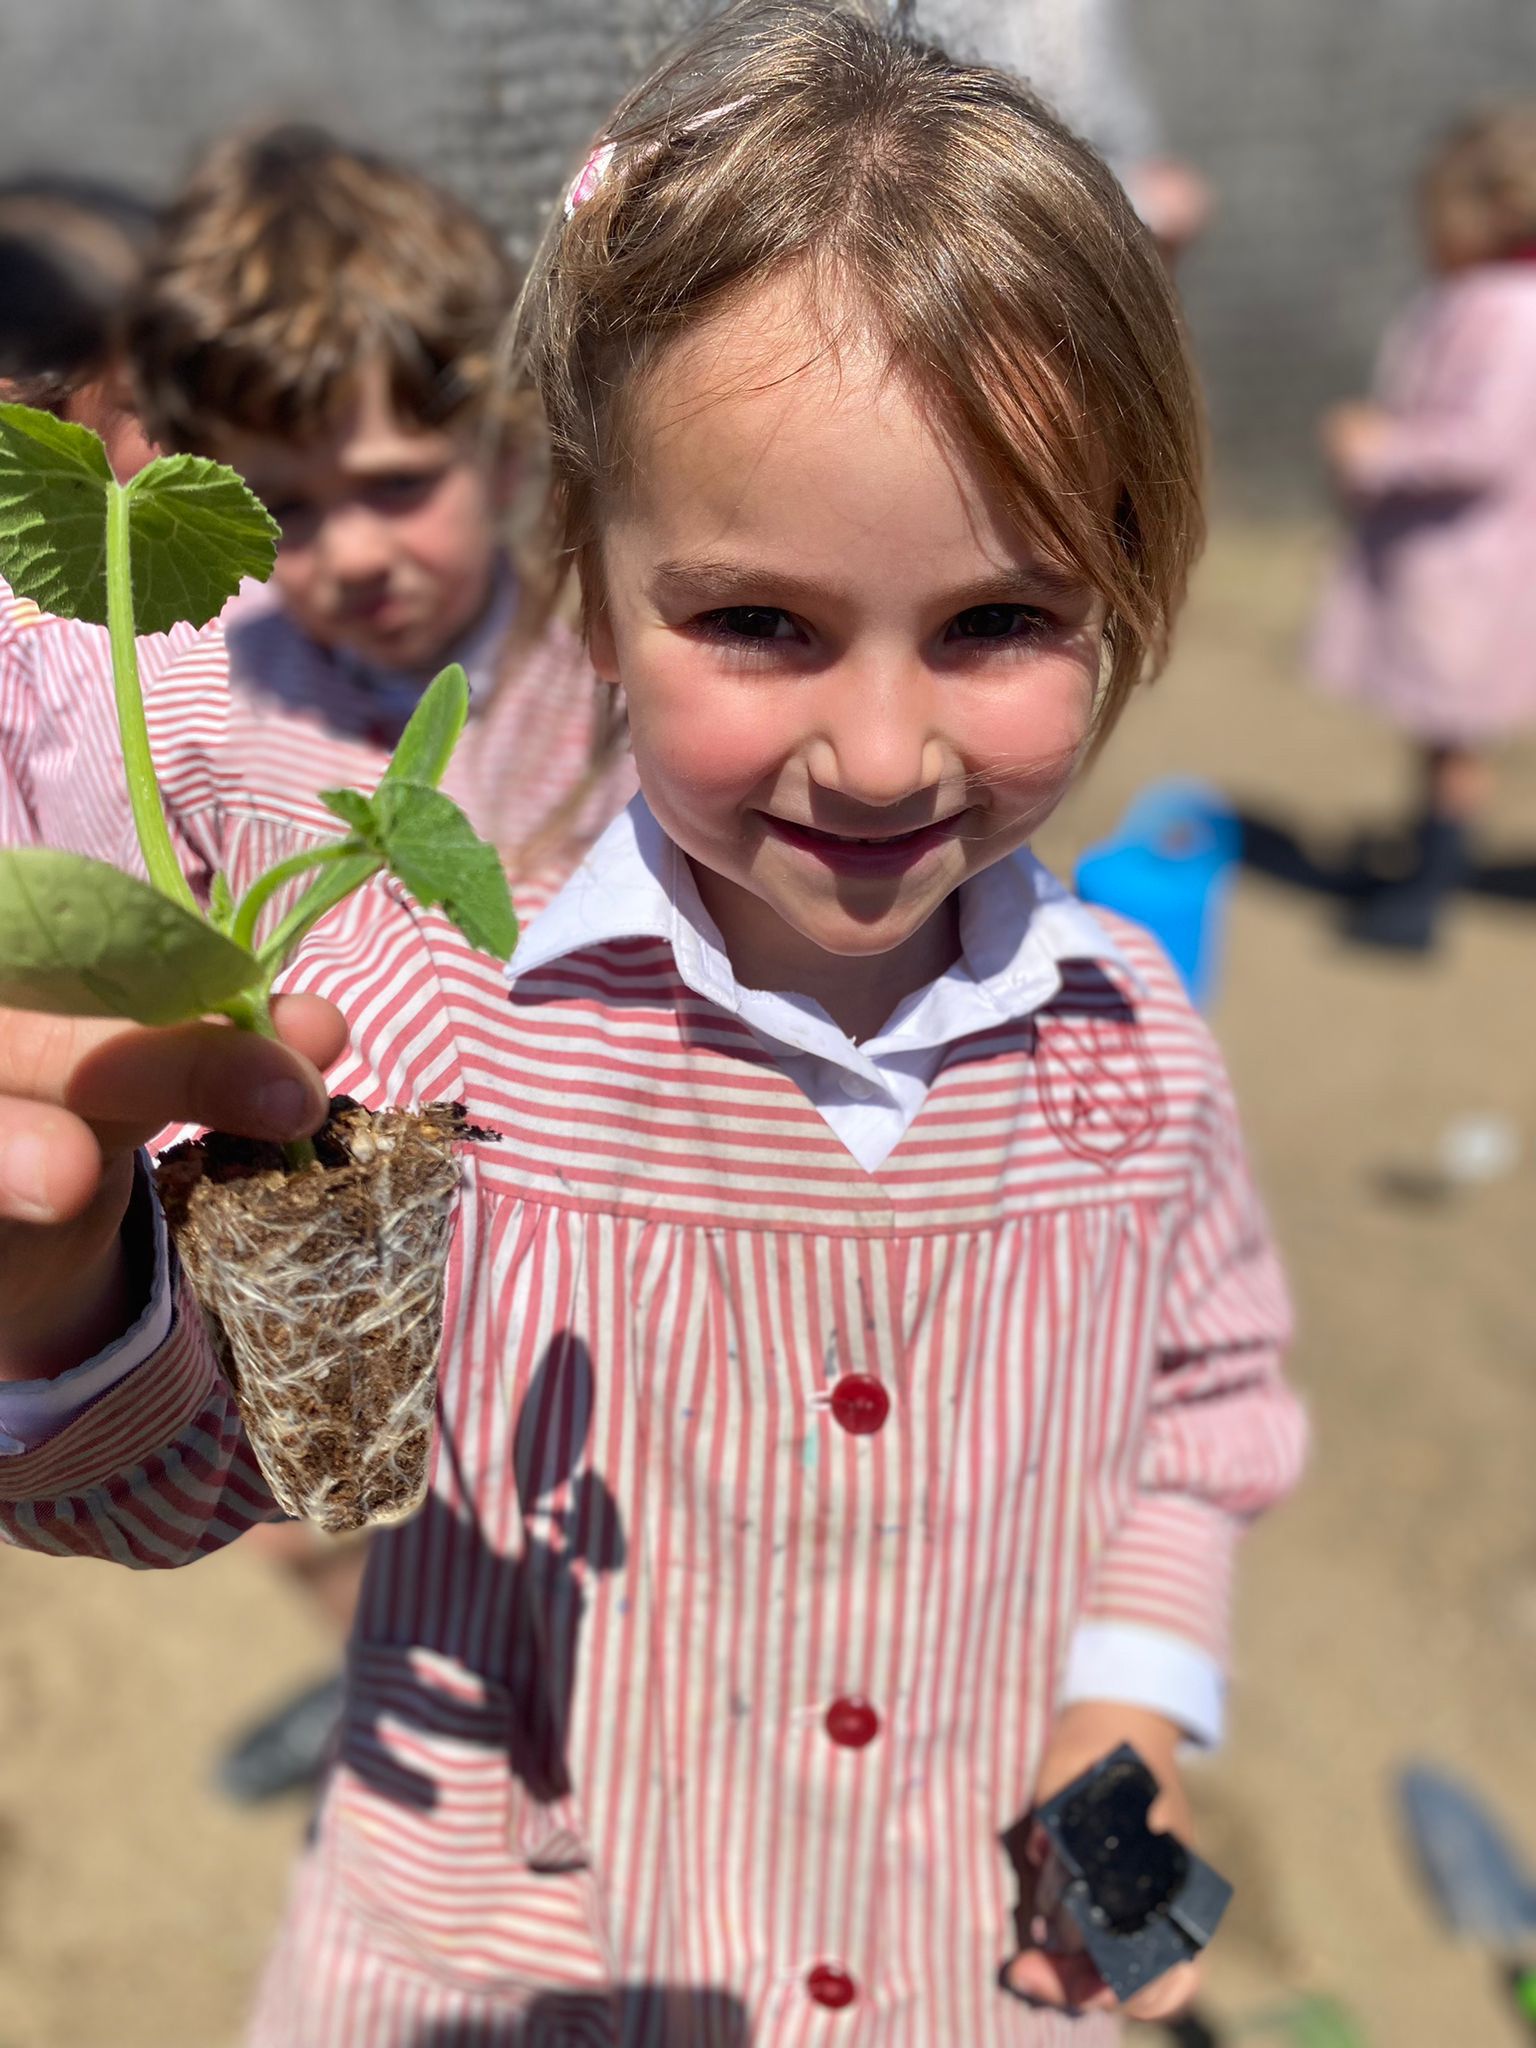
left=0, top=1267, right=285, bottom=1566
left=1076, top=1054, right=1307, bottom=1668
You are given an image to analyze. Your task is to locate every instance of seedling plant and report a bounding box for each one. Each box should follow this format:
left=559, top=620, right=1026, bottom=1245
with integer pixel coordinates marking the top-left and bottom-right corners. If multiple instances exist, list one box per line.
left=0, top=401, right=518, bottom=1529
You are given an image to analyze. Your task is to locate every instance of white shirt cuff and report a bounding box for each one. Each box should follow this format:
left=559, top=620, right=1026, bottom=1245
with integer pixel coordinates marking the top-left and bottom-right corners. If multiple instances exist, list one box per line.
left=1060, top=1622, right=1226, bottom=1749
left=0, top=1151, right=172, bottom=1455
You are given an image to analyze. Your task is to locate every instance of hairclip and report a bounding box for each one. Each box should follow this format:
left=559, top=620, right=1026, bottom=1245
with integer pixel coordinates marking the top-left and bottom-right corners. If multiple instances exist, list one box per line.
left=564, top=141, right=617, bottom=220
left=563, top=99, right=753, bottom=220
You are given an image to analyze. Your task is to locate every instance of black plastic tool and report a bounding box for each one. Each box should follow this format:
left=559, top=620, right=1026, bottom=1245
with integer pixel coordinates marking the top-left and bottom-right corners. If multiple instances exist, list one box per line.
left=1029, top=1743, right=1233, bottom=2004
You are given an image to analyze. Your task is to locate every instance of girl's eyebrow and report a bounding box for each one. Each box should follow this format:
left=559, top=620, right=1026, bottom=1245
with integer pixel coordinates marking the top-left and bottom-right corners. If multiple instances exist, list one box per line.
left=650, top=554, right=1092, bottom=610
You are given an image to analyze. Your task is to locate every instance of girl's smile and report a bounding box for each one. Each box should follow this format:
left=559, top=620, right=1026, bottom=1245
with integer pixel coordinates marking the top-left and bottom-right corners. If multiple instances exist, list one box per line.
left=760, top=808, right=970, bottom=877
left=588, top=280, right=1106, bottom=1034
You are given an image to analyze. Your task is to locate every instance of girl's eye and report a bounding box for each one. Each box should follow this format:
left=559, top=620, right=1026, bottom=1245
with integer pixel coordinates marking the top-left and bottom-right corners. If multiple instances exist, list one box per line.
left=262, top=498, right=315, bottom=538
left=697, top=606, right=799, bottom=643
left=946, top=603, right=1053, bottom=643
left=365, top=473, right=439, bottom=511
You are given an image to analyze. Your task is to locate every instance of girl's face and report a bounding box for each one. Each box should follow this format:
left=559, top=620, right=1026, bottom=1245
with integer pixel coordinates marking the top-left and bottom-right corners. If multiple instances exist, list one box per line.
left=589, top=285, right=1105, bottom=1002
left=1420, top=162, right=1501, bottom=274
left=214, top=357, right=511, bottom=675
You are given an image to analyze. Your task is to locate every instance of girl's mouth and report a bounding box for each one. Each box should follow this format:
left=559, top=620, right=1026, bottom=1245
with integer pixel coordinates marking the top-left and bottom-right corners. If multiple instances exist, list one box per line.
left=763, top=812, right=964, bottom=876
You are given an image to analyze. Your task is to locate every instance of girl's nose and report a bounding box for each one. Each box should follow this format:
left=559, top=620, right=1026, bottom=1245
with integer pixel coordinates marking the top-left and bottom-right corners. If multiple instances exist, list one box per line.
left=803, top=660, right=948, bottom=808
left=314, top=503, right=394, bottom=587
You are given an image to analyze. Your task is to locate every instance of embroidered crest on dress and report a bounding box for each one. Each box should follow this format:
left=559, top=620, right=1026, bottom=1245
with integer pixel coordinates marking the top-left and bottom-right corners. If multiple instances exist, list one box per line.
left=1035, top=991, right=1165, bottom=1169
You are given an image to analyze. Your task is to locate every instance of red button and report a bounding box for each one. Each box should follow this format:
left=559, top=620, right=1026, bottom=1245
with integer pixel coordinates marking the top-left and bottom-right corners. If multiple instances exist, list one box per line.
left=825, top=1695, right=881, bottom=1748
left=829, top=1373, right=890, bottom=1435
left=806, top=1963, right=858, bottom=2009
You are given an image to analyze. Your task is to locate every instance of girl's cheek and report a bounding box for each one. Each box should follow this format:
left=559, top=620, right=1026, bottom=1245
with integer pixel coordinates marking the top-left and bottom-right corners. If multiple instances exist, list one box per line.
left=971, top=669, right=1097, bottom=795
left=627, top=680, right=797, bottom=806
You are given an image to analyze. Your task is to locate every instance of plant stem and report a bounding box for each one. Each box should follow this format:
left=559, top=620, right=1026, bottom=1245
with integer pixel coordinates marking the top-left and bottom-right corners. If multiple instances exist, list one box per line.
left=222, top=989, right=320, bottom=1172
left=105, top=481, right=198, bottom=914
left=257, top=852, right=384, bottom=984
left=231, top=841, right=360, bottom=955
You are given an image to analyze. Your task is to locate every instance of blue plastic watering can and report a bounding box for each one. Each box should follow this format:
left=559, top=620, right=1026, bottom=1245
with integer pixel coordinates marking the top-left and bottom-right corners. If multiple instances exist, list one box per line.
left=1074, top=780, right=1240, bottom=1011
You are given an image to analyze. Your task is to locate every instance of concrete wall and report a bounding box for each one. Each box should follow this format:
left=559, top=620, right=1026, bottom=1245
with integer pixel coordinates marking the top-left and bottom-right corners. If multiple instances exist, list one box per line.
left=0, top=0, right=445, bottom=193
left=4, top=2, right=1535, bottom=498
left=1137, top=0, right=1536, bottom=502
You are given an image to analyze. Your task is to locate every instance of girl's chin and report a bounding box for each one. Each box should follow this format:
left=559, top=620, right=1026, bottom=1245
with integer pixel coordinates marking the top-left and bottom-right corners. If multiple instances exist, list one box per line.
left=768, top=890, right=959, bottom=960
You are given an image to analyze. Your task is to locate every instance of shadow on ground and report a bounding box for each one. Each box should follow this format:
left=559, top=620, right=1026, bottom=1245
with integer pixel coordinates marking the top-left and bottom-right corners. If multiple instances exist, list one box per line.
left=1236, top=808, right=1536, bottom=905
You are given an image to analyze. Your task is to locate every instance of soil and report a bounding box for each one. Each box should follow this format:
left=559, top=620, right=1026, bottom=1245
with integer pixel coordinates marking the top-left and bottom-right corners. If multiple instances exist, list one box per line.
left=154, top=1099, right=472, bottom=1533
left=1, top=519, right=1534, bottom=2046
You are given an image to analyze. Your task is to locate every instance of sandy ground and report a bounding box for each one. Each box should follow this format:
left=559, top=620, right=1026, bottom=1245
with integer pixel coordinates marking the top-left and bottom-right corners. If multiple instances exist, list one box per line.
left=2, top=518, right=1534, bottom=2047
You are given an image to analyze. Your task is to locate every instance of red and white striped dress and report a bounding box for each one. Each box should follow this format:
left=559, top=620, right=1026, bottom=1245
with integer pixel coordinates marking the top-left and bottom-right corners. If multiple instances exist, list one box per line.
left=0, top=618, right=1302, bottom=2046
left=0, top=572, right=633, bottom=884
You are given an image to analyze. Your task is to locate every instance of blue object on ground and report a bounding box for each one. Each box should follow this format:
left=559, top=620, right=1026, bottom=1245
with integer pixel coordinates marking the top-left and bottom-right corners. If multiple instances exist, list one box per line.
left=1074, top=780, right=1240, bottom=1010
left=1399, top=1761, right=1536, bottom=1946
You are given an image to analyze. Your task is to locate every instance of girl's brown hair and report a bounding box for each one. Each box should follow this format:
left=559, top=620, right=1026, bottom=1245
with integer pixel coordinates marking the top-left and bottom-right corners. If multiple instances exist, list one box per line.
left=1423, top=101, right=1536, bottom=265
left=512, top=0, right=1205, bottom=738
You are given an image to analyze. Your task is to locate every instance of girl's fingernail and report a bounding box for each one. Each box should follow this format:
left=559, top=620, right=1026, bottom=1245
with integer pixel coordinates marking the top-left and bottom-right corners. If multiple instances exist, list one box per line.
left=256, top=1078, right=314, bottom=1134
left=1, top=1135, right=54, bottom=1219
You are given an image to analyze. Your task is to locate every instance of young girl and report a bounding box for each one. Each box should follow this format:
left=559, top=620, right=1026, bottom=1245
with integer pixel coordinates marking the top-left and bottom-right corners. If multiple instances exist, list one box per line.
left=0, top=4, right=1303, bottom=2040
left=1314, top=101, right=1536, bottom=950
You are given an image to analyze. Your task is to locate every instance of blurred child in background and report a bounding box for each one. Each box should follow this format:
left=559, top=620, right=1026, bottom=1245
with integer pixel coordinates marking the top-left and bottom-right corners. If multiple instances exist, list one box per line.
left=0, top=175, right=159, bottom=477
left=129, top=124, right=627, bottom=860
left=1313, top=102, right=1536, bottom=950
left=1, top=125, right=632, bottom=1801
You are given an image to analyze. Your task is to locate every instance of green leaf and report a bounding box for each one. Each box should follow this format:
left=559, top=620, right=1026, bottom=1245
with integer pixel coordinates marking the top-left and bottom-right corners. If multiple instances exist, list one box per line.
left=348, top=781, right=517, bottom=959
left=209, top=871, right=235, bottom=933
left=0, top=403, right=278, bottom=633
left=1250, top=1997, right=1369, bottom=2048
left=318, top=787, right=375, bottom=835
left=0, top=848, right=260, bottom=1024
left=124, top=452, right=279, bottom=633
left=382, top=664, right=469, bottom=791
left=0, top=403, right=114, bottom=623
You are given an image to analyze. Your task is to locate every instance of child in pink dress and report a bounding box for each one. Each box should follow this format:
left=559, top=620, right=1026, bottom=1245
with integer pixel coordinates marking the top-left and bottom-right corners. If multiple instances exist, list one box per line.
left=0, top=5, right=1303, bottom=2039
left=1313, top=101, right=1536, bottom=948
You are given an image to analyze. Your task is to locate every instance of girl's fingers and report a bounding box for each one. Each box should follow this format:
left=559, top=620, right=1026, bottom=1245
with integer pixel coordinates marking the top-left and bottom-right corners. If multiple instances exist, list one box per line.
left=0, top=1002, right=341, bottom=1170
left=1003, top=1949, right=1114, bottom=2012
left=268, top=993, right=349, bottom=1073
left=0, top=1096, right=104, bottom=1225
left=1122, top=1961, right=1201, bottom=2024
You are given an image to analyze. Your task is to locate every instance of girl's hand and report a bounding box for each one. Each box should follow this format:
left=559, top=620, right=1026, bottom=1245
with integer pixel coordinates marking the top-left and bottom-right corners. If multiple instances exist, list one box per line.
left=0, top=996, right=344, bottom=1378
left=1320, top=401, right=1392, bottom=491
left=1003, top=1702, right=1200, bottom=2024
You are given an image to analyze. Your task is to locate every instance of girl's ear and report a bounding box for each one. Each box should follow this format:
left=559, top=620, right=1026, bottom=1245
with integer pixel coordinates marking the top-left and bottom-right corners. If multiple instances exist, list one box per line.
left=586, top=599, right=619, bottom=685
left=581, top=548, right=620, bottom=684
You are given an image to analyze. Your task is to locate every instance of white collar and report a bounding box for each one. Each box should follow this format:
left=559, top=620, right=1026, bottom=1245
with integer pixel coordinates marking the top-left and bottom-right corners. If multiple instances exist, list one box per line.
left=509, top=797, right=1143, bottom=1089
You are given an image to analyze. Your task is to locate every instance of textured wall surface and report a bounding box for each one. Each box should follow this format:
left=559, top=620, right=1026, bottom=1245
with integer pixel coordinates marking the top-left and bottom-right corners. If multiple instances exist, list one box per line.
left=1136, top=0, right=1536, bottom=500
left=0, top=0, right=445, bottom=191
left=2, top=2, right=1535, bottom=495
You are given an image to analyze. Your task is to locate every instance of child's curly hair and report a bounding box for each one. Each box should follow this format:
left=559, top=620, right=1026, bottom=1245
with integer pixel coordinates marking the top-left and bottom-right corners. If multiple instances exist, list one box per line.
left=129, top=124, right=519, bottom=452
left=512, top=0, right=1205, bottom=738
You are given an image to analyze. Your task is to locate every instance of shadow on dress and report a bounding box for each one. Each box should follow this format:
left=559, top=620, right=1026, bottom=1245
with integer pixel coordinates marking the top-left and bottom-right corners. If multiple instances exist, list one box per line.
left=346, top=1331, right=625, bottom=1814
left=405, top=1985, right=752, bottom=2046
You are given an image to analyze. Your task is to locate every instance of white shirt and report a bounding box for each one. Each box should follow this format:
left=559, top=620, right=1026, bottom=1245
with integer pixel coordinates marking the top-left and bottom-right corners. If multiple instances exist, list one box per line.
left=510, top=797, right=1146, bottom=1172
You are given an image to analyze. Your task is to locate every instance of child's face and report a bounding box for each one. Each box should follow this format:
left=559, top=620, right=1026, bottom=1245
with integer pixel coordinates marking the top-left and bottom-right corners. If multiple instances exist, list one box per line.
left=1419, top=161, right=1501, bottom=274
left=213, top=358, right=509, bottom=673
left=589, top=285, right=1104, bottom=989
